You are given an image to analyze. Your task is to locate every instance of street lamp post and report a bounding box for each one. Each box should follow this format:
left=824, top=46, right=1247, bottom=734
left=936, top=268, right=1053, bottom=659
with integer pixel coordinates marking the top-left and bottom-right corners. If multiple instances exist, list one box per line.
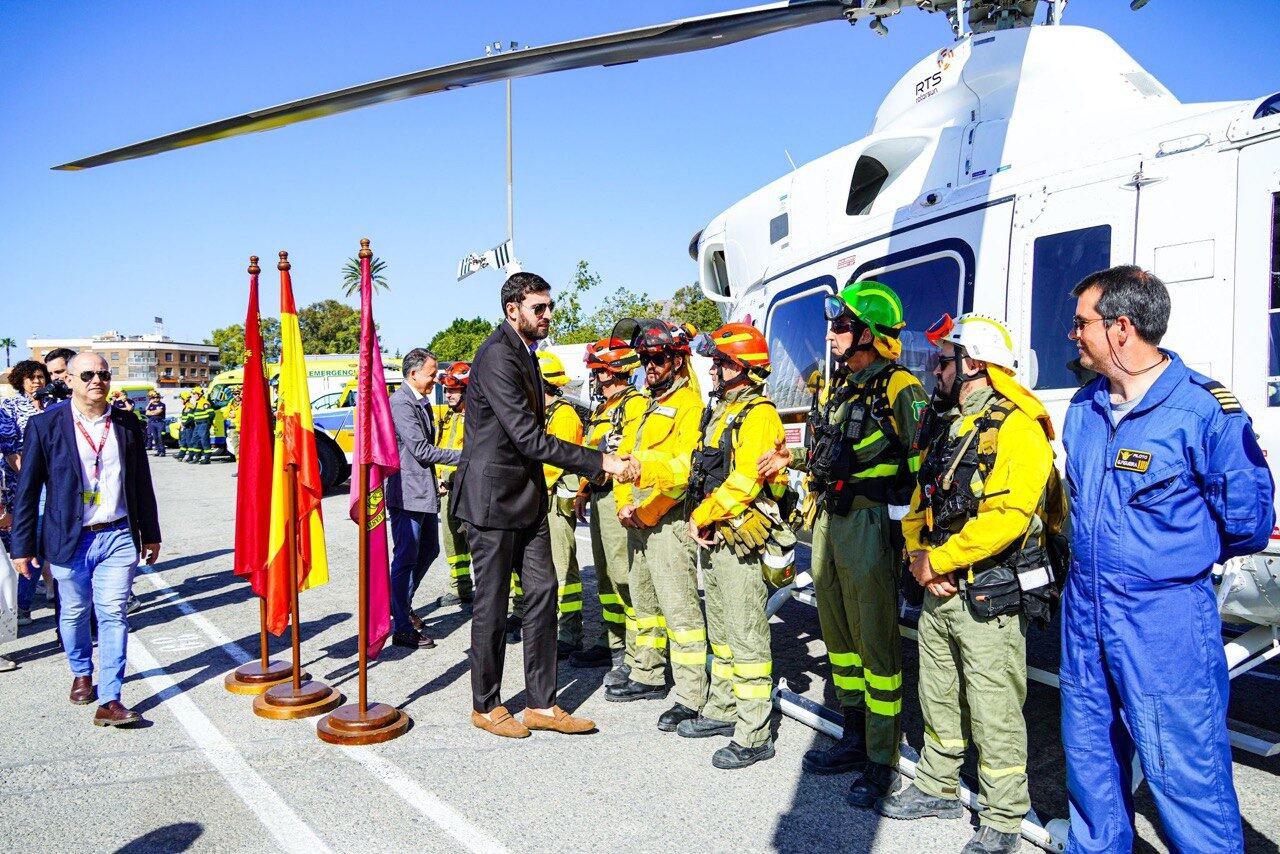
left=459, top=41, right=521, bottom=282
left=485, top=40, right=518, bottom=248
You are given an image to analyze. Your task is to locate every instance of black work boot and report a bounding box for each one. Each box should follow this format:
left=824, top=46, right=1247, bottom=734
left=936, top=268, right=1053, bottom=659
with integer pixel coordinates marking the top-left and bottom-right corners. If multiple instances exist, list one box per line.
left=962, top=826, right=1021, bottom=853
left=656, top=702, right=699, bottom=732
left=875, top=783, right=965, bottom=821
left=570, top=644, right=612, bottom=668
left=602, top=649, right=631, bottom=688
left=605, top=679, right=667, bottom=703
left=847, top=762, right=898, bottom=809
left=712, top=740, right=775, bottom=770
left=801, top=707, right=868, bottom=775
left=676, top=715, right=736, bottom=739
left=505, top=614, right=522, bottom=644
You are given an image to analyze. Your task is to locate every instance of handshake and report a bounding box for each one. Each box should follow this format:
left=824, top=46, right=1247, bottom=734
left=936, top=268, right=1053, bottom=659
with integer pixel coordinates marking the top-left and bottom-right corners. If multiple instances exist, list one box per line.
left=601, top=452, right=641, bottom=484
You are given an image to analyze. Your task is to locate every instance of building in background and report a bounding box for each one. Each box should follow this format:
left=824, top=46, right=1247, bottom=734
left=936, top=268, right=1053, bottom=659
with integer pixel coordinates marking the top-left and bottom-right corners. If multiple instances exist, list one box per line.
left=27, top=330, right=221, bottom=388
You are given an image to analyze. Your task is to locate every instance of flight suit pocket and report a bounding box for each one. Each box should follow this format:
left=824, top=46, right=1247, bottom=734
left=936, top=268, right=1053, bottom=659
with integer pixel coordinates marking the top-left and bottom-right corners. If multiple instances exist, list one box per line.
left=1125, top=461, right=1188, bottom=509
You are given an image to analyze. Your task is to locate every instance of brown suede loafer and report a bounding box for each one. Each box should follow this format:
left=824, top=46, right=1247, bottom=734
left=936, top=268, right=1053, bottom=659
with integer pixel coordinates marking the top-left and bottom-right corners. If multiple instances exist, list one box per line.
left=522, top=706, right=597, bottom=735
left=70, top=676, right=96, bottom=705
left=471, top=705, right=531, bottom=739
left=94, top=700, right=145, bottom=728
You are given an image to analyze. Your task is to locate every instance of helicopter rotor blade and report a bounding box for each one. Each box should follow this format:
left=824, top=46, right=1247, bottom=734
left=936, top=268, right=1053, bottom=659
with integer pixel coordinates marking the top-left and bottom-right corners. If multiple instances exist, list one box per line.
left=53, top=1, right=851, bottom=171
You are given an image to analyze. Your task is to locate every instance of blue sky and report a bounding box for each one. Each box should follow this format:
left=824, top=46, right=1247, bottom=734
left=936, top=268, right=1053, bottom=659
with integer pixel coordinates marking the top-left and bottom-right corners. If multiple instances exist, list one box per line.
left=1, top=1, right=1276, bottom=355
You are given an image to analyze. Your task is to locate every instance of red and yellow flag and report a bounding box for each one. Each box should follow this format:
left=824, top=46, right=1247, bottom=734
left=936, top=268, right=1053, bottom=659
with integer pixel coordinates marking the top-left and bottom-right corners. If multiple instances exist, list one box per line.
left=266, top=252, right=329, bottom=635
left=233, top=256, right=272, bottom=597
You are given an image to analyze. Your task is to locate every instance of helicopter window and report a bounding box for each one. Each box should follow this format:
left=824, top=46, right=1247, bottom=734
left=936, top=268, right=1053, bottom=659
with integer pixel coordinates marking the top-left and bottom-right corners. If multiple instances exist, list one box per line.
left=859, top=256, right=964, bottom=393
left=766, top=285, right=834, bottom=413
left=1253, top=93, right=1280, bottom=120
left=770, top=212, right=789, bottom=244
left=1031, top=225, right=1112, bottom=390
left=846, top=156, right=890, bottom=216
left=1268, top=194, right=1280, bottom=405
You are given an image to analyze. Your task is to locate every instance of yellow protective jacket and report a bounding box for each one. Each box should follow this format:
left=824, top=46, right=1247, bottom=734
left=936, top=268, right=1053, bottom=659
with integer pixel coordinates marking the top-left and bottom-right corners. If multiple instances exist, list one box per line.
left=544, top=397, right=584, bottom=489
left=227, top=400, right=241, bottom=430
left=902, top=381, right=1054, bottom=575
left=584, top=387, right=647, bottom=454
left=436, top=407, right=465, bottom=484
left=690, top=387, right=788, bottom=529
left=616, top=375, right=703, bottom=526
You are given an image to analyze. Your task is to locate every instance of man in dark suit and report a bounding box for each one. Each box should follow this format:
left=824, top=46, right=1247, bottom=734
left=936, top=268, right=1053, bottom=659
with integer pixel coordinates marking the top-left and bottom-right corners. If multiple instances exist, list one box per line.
left=385, top=347, right=460, bottom=650
left=10, top=352, right=161, bottom=728
left=454, top=272, right=636, bottom=738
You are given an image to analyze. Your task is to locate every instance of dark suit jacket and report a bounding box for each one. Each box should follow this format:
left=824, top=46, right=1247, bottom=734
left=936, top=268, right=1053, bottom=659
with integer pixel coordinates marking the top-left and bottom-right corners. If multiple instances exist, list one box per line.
left=452, top=323, right=603, bottom=530
left=385, top=383, right=460, bottom=514
left=10, top=401, right=161, bottom=565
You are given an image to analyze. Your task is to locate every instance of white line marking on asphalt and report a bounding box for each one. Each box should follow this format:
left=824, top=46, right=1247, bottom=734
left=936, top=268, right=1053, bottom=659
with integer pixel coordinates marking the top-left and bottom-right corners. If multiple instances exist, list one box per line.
left=137, top=565, right=511, bottom=854
left=125, top=633, right=332, bottom=854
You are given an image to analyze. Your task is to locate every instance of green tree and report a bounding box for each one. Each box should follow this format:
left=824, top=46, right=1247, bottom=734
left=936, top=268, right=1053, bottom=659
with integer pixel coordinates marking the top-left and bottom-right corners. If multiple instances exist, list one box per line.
left=550, top=260, right=651, bottom=345
left=298, top=299, right=364, bottom=354
left=205, top=318, right=281, bottom=368
left=0, top=337, right=15, bottom=368
left=663, top=283, right=723, bottom=335
left=341, top=256, right=388, bottom=297
left=429, top=317, right=496, bottom=363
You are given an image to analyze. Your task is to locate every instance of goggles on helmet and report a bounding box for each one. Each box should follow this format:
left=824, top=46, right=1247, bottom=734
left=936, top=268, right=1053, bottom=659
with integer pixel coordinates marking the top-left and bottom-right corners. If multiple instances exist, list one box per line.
left=823, top=296, right=853, bottom=323
left=926, top=313, right=955, bottom=347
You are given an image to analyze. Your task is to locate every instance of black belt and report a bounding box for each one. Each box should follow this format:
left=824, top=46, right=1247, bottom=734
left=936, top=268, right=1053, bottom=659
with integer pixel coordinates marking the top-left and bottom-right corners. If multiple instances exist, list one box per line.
left=84, top=517, right=128, bottom=533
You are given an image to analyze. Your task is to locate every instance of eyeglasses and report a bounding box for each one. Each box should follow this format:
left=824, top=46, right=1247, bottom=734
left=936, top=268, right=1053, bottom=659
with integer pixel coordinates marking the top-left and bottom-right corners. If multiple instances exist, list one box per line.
left=829, top=319, right=855, bottom=334
left=639, top=351, right=670, bottom=367
left=1070, top=315, right=1112, bottom=332
left=525, top=300, right=555, bottom=317
left=78, top=370, right=112, bottom=383
left=936, top=355, right=959, bottom=368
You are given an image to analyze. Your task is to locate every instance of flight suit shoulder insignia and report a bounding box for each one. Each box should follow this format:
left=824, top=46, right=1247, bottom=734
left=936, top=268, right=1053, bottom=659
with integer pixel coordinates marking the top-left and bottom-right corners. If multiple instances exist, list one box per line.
left=1192, top=377, right=1242, bottom=414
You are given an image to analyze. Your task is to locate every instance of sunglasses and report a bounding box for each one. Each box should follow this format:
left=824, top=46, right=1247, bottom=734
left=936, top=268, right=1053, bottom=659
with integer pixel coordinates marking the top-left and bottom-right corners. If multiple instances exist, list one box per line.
left=936, top=355, right=959, bottom=368
left=829, top=318, right=855, bottom=334
left=525, top=300, right=555, bottom=317
left=78, top=370, right=112, bottom=383
left=639, top=352, right=670, bottom=367
left=1070, top=315, right=1113, bottom=331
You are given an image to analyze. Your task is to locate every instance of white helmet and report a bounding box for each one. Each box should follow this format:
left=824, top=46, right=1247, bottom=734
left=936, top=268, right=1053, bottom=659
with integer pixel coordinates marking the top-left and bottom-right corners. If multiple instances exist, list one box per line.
left=936, top=313, right=1017, bottom=372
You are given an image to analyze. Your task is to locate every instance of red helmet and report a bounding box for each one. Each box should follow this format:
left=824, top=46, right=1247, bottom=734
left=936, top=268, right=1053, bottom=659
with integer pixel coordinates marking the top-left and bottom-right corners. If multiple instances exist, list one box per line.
left=584, top=338, right=641, bottom=375
left=440, top=361, right=471, bottom=389
left=694, top=323, right=771, bottom=373
left=614, top=318, right=693, bottom=355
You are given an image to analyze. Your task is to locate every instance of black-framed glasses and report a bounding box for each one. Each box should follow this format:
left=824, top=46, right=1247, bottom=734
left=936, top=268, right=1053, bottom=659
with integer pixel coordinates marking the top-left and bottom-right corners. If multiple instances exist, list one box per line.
left=525, top=300, right=555, bottom=317
left=78, top=370, right=112, bottom=382
left=639, top=351, right=670, bottom=367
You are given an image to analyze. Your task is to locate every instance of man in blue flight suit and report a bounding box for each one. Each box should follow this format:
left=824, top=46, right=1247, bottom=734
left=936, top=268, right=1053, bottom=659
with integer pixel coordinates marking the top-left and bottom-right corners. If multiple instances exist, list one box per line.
left=1061, top=265, right=1274, bottom=853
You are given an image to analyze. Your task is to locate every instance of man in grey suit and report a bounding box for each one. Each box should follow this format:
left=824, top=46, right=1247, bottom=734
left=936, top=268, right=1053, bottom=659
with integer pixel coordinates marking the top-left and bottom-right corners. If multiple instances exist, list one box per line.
left=385, top=348, right=460, bottom=650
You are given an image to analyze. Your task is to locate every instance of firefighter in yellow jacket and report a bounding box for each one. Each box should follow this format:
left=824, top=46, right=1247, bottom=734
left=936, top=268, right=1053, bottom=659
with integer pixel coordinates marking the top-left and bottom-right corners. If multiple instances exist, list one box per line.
left=570, top=338, right=647, bottom=684
left=536, top=350, right=589, bottom=655
left=605, top=319, right=708, bottom=734
left=760, top=280, right=927, bottom=808
left=875, top=314, right=1057, bottom=854
left=436, top=361, right=473, bottom=605
left=683, top=323, right=791, bottom=768
left=175, top=390, right=194, bottom=461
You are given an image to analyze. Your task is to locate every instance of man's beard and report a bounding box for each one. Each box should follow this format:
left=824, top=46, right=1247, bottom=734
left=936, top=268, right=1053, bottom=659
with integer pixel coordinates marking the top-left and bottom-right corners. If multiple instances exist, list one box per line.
left=519, top=315, right=549, bottom=341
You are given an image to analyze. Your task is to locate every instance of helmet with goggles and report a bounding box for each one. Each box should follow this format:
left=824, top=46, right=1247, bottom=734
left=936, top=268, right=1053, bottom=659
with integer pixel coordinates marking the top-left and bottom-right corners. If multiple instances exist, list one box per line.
left=693, top=323, right=771, bottom=382
left=440, top=361, right=471, bottom=390
left=824, top=280, right=906, bottom=340
left=926, top=313, right=1017, bottom=372
left=612, top=318, right=694, bottom=355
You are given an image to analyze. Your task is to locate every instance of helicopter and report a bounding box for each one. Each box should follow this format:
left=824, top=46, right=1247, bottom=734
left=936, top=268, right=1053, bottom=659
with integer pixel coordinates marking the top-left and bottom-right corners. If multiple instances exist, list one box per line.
left=57, top=1, right=1280, bottom=849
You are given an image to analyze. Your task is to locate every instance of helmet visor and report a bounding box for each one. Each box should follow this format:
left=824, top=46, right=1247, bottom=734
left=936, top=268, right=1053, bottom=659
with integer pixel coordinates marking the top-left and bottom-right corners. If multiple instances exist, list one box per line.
left=823, top=296, right=851, bottom=323
left=925, top=313, right=955, bottom=347
left=691, top=332, right=720, bottom=360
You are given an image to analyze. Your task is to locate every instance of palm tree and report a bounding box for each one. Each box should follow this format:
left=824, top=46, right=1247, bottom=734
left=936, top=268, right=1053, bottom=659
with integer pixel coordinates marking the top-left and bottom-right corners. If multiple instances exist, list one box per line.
left=341, top=256, right=389, bottom=297
left=0, top=337, right=15, bottom=368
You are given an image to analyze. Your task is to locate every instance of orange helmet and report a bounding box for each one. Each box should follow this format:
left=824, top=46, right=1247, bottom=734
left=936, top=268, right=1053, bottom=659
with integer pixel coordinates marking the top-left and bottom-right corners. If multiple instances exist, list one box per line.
left=440, top=361, right=471, bottom=390
left=584, top=338, right=640, bottom=375
left=694, top=323, right=771, bottom=380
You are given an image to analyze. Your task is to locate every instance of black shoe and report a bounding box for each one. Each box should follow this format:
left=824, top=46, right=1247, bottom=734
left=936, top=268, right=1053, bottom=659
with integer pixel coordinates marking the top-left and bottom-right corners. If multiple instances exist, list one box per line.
left=802, top=707, right=868, bottom=775
left=848, top=762, right=898, bottom=809
left=125, top=595, right=140, bottom=615
left=438, top=591, right=469, bottom=607
left=676, top=715, right=736, bottom=739
left=875, top=784, right=965, bottom=821
left=604, top=679, right=668, bottom=703
left=505, top=615, right=522, bottom=644
left=558, top=640, right=582, bottom=658
left=712, top=740, right=775, bottom=770
left=657, top=703, right=700, bottom=732
left=962, top=826, right=1021, bottom=854
left=391, top=630, right=436, bottom=650
left=569, top=644, right=612, bottom=668
left=199, top=458, right=211, bottom=465
left=603, top=663, right=631, bottom=689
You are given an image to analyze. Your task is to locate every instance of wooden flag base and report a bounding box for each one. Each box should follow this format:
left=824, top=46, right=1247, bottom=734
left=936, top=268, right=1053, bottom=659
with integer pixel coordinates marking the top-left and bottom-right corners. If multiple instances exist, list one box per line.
left=317, top=702, right=410, bottom=745
left=224, top=661, right=300, bottom=695
left=253, top=679, right=343, bottom=720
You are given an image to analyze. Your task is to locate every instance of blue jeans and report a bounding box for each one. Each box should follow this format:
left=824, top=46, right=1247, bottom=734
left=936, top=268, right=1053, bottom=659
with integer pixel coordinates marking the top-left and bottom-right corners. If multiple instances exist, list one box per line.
left=147, top=420, right=166, bottom=455
left=389, top=506, right=439, bottom=635
left=48, top=524, right=137, bottom=703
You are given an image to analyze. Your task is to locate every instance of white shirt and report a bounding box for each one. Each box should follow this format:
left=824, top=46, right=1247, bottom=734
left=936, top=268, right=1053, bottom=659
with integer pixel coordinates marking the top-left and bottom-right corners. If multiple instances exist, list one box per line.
left=71, top=403, right=127, bottom=526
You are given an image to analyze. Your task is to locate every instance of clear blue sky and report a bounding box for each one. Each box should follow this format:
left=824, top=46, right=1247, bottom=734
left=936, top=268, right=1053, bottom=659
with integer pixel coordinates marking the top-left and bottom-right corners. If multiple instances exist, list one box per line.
left=1, top=1, right=1276, bottom=355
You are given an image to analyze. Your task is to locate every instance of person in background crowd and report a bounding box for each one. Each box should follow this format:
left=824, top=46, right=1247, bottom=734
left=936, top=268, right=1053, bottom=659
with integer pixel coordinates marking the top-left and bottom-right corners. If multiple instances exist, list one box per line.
left=175, top=390, right=194, bottom=462
left=223, top=390, right=241, bottom=465
left=189, top=387, right=216, bottom=464
left=144, top=390, right=167, bottom=458
left=0, top=359, right=51, bottom=629
left=9, top=352, right=161, bottom=728
left=435, top=362, right=473, bottom=607
left=42, top=347, right=76, bottom=387
left=1059, top=266, right=1274, bottom=853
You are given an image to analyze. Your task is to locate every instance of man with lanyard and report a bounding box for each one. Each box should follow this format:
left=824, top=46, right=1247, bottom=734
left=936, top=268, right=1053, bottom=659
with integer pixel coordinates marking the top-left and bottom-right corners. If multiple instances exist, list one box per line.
left=144, top=390, right=166, bottom=458
left=876, top=313, right=1056, bottom=854
left=436, top=361, right=474, bottom=606
left=189, top=387, right=216, bottom=464
left=570, top=337, right=646, bottom=684
left=683, top=323, right=790, bottom=769
left=175, top=390, right=193, bottom=461
left=760, top=280, right=926, bottom=807
left=605, top=319, right=709, bottom=736
left=536, top=350, right=588, bottom=656
left=1060, top=266, right=1273, bottom=853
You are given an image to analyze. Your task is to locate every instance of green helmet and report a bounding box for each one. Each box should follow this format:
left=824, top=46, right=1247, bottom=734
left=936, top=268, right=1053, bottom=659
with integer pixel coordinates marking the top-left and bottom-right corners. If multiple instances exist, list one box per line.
left=827, top=280, right=906, bottom=338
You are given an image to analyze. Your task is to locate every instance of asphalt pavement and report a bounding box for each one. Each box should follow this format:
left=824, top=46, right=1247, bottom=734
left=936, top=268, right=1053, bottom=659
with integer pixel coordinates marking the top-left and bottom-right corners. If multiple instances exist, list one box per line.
left=1, top=458, right=1277, bottom=853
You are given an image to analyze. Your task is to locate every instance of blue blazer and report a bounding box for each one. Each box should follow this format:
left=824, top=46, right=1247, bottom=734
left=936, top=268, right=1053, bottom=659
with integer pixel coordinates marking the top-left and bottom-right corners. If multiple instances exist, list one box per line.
left=10, top=402, right=162, bottom=565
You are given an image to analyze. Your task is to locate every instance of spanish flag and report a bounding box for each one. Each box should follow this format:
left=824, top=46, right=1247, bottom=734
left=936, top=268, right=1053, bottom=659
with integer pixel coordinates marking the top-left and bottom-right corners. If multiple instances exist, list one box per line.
left=265, top=251, right=328, bottom=636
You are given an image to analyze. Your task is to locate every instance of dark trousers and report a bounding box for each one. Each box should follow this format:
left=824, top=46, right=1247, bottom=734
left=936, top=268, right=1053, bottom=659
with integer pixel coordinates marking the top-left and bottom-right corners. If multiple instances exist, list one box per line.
left=147, top=420, right=166, bottom=455
left=463, top=516, right=557, bottom=713
left=389, top=505, right=439, bottom=635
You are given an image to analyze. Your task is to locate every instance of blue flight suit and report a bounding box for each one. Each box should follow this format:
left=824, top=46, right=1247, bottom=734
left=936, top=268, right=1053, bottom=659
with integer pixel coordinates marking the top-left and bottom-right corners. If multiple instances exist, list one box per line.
left=1060, top=351, right=1274, bottom=853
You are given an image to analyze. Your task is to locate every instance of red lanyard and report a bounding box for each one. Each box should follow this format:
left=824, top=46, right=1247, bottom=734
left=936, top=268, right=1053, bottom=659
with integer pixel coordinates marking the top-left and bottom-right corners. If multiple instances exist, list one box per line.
left=75, top=416, right=112, bottom=483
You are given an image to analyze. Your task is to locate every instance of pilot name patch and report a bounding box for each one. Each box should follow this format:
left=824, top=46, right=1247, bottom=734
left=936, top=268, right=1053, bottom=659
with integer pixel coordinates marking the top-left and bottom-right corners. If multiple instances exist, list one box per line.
left=1114, top=448, right=1152, bottom=473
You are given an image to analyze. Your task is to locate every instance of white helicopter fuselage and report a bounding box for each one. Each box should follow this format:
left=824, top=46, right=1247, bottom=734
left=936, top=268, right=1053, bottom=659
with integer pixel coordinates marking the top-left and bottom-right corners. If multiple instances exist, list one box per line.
left=696, top=23, right=1280, bottom=627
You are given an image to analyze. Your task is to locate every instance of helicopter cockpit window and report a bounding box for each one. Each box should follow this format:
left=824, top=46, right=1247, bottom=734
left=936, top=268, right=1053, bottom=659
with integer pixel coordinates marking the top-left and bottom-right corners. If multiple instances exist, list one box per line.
left=1267, top=194, right=1280, bottom=405
left=860, top=256, right=964, bottom=394
left=766, top=287, right=832, bottom=413
left=1031, top=225, right=1112, bottom=389
left=846, top=156, right=890, bottom=216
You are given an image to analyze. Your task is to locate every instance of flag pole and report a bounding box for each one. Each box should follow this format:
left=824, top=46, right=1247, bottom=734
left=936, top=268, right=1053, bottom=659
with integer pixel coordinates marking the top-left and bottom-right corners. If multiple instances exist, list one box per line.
left=226, top=254, right=298, bottom=695
left=254, top=250, right=342, bottom=720
left=318, top=238, right=409, bottom=745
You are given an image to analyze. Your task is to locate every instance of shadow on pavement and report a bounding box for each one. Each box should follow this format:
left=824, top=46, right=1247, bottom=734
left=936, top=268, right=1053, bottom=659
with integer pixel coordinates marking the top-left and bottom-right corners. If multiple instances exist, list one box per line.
left=112, top=822, right=203, bottom=853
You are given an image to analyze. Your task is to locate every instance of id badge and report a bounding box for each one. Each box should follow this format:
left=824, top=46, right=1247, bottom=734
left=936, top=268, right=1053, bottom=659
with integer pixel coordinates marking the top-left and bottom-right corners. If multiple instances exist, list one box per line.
left=82, top=490, right=101, bottom=506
